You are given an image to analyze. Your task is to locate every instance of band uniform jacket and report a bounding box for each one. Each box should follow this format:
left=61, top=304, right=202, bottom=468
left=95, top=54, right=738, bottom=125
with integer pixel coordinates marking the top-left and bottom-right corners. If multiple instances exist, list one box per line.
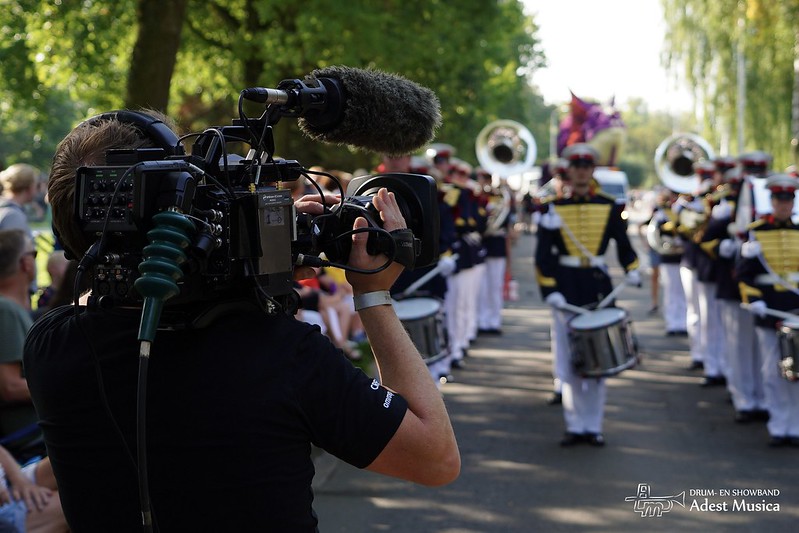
left=535, top=189, right=639, bottom=308
left=651, top=207, right=683, bottom=265
left=700, top=186, right=741, bottom=301
left=685, top=191, right=719, bottom=283
left=443, top=183, right=485, bottom=271
left=736, top=216, right=799, bottom=329
left=674, top=192, right=711, bottom=274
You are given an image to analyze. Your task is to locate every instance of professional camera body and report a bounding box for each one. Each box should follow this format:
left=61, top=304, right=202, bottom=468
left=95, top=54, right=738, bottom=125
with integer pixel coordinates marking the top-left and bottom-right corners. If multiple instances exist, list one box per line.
left=73, top=99, right=439, bottom=324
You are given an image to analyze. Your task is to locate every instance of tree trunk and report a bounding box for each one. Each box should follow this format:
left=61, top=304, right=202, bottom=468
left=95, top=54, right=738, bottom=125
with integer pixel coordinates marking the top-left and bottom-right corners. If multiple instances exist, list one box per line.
left=125, top=0, right=189, bottom=111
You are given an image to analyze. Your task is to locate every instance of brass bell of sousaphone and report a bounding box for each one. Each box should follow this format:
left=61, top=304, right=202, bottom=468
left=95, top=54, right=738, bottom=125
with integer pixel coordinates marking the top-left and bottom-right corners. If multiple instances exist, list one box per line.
left=654, top=133, right=715, bottom=195
left=648, top=134, right=715, bottom=254
left=475, top=119, right=537, bottom=178
left=475, top=120, right=537, bottom=233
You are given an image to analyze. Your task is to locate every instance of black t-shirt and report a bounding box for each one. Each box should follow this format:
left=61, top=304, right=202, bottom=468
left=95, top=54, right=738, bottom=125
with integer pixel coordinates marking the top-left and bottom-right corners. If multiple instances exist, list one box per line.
left=24, top=305, right=407, bottom=532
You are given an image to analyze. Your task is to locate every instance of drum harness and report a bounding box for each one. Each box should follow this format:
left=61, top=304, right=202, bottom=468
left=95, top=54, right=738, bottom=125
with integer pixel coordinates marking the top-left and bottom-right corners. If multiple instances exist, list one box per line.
left=745, top=232, right=799, bottom=381
left=550, top=207, right=629, bottom=314
left=552, top=206, right=608, bottom=274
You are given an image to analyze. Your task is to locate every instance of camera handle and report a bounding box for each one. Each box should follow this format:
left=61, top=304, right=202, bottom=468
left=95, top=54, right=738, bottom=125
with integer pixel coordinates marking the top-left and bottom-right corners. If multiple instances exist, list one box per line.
left=131, top=209, right=194, bottom=532
left=134, top=210, right=194, bottom=344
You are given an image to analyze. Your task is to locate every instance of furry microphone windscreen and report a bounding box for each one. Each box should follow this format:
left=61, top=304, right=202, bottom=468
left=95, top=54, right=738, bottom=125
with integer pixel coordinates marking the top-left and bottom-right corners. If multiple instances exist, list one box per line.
left=298, top=66, right=442, bottom=157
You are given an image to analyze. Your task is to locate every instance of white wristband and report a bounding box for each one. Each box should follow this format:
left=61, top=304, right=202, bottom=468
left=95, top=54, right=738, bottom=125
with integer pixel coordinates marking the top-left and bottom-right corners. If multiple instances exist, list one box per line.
left=353, top=290, right=393, bottom=311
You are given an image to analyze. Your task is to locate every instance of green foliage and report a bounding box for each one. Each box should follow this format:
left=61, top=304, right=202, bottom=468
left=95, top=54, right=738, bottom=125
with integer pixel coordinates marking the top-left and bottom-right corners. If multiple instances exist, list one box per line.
left=1, top=0, right=547, bottom=173
left=0, top=88, right=83, bottom=169
left=3, top=0, right=689, bottom=185
left=1, top=0, right=137, bottom=168
left=1, top=0, right=137, bottom=113
left=662, top=0, right=799, bottom=169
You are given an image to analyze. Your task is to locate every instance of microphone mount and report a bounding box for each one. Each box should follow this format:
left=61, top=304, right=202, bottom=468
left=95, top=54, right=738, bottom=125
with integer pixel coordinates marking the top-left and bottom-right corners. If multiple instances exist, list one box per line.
left=241, top=76, right=345, bottom=132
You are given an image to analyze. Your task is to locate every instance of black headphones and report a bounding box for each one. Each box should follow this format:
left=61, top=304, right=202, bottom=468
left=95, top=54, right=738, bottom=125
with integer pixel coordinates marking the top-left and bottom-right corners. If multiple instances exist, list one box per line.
left=79, top=109, right=185, bottom=156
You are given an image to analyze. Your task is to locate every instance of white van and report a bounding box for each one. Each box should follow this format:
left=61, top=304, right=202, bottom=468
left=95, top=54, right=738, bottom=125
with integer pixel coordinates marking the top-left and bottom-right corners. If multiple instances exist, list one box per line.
left=593, top=167, right=631, bottom=219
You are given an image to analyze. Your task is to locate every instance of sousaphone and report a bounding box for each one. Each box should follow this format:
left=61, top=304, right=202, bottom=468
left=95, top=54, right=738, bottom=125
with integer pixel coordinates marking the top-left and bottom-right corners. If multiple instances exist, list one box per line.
left=475, top=120, right=537, bottom=232
left=654, top=133, right=715, bottom=195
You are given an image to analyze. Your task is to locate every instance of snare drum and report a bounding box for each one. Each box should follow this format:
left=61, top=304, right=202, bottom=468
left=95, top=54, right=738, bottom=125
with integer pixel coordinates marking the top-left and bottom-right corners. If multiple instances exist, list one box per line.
left=777, top=320, right=799, bottom=382
left=568, top=307, right=638, bottom=378
left=393, top=297, right=448, bottom=365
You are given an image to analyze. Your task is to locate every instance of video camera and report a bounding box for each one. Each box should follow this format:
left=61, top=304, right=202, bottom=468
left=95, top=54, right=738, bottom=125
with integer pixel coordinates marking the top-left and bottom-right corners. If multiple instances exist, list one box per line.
left=73, top=77, right=440, bottom=324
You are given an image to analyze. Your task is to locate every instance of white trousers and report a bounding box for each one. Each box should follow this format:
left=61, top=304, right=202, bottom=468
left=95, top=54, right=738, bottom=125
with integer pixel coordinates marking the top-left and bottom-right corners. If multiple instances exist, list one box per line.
left=660, top=263, right=687, bottom=332
left=465, top=263, right=486, bottom=342
left=551, top=315, right=565, bottom=394
left=477, top=257, right=506, bottom=330
left=679, top=267, right=703, bottom=363
left=696, top=281, right=727, bottom=377
left=755, top=327, right=799, bottom=437
left=720, top=300, right=765, bottom=411
left=445, top=269, right=470, bottom=362
left=552, top=309, right=606, bottom=433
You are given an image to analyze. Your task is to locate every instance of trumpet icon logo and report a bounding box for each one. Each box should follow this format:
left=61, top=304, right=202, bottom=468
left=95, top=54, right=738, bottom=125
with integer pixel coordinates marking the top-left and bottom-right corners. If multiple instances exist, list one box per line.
left=625, top=483, right=686, bottom=517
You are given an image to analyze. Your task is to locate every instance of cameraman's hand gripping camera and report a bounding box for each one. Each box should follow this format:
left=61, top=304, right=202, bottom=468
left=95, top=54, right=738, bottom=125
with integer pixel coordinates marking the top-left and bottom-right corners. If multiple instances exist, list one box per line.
left=73, top=66, right=442, bottom=339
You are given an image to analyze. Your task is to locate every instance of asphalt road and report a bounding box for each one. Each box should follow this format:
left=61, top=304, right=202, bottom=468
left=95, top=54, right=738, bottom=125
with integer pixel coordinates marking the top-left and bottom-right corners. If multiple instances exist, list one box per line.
left=312, top=225, right=798, bottom=533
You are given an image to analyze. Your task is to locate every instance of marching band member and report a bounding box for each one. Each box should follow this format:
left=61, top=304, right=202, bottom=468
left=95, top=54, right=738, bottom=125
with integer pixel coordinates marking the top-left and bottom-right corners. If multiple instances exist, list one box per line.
left=427, top=145, right=475, bottom=377
left=691, top=160, right=728, bottom=387
left=702, top=164, right=768, bottom=423
left=534, top=143, right=640, bottom=447
left=734, top=151, right=773, bottom=232
left=648, top=187, right=688, bottom=336
left=542, top=158, right=571, bottom=405
left=383, top=154, right=458, bottom=385
left=674, top=185, right=706, bottom=372
left=476, top=168, right=511, bottom=336
left=441, top=158, right=479, bottom=370
left=737, top=174, right=799, bottom=447
left=465, top=168, right=488, bottom=346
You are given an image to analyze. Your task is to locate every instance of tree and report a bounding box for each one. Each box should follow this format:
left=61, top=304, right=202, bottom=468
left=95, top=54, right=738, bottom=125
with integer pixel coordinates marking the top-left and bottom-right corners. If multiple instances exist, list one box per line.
left=1, top=0, right=547, bottom=173
left=662, top=0, right=799, bottom=169
left=126, top=0, right=189, bottom=111
left=175, top=0, right=546, bottom=171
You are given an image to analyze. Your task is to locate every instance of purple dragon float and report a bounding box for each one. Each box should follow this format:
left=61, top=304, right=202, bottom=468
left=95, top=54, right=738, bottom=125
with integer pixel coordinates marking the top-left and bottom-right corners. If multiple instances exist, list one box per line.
left=557, top=92, right=626, bottom=167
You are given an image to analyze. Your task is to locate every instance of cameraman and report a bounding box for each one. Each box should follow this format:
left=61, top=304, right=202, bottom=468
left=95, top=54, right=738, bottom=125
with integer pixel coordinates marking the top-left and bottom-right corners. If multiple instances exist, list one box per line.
left=23, top=113, right=460, bottom=531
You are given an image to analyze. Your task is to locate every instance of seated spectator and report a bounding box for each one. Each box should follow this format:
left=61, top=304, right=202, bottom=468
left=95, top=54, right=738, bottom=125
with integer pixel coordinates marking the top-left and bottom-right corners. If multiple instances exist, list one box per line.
left=33, top=251, right=68, bottom=314
left=0, top=230, right=42, bottom=462
left=295, top=271, right=362, bottom=360
left=0, top=165, right=40, bottom=302
left=0, top=165, right=38, bottom=234
left=320, top=267, right=365, bottom=341
left=40, top=261, right=81, bottom=312
left=0, top=447, right=68, bottom=532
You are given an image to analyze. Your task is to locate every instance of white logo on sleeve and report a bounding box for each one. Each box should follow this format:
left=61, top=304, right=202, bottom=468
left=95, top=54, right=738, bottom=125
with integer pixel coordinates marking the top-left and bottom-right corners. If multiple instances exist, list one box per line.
left=383, top=391, right=394, bottom=409
left=370, top=379, right=380, bottom=390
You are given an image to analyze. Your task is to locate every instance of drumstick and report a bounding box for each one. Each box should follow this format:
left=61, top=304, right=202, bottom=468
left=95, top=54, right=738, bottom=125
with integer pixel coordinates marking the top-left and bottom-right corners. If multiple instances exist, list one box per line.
left=596, top=280, right=628, bottom=310
left=740, top=303, right=799, bottom=323
left=556, top=302, right=590, bottom=315
left=398, top=254, right=460, bottom=298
